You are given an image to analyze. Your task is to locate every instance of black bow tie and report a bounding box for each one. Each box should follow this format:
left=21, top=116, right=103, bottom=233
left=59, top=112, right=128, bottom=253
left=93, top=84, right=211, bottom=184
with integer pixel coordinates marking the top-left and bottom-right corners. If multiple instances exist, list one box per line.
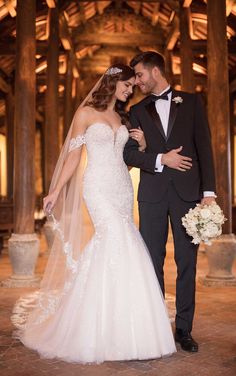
left=149, top=88, right=172, bottom=102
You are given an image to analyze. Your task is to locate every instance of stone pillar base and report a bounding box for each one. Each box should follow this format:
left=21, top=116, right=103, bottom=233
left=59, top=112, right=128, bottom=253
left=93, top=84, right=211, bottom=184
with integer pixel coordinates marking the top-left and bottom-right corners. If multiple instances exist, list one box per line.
left=1, top=233, right=40, bottom=288
left=43, top=220, right=55, bottom=255
left=1, top=274, right=40, bottom=288
left=199, top=234, right=236, bottom=287
left=199, top=275, right=236, bottom=287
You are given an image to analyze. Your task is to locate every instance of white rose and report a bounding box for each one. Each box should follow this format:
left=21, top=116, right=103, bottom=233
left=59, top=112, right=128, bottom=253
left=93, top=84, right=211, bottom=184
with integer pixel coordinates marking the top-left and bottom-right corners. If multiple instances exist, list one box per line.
left=212, top=213, right=224, bottom=224
left=204, top=223, right=218, bottom=237
left=211, top=203, right=222, bottom=214
left=200, top=208, right=211, bottom=220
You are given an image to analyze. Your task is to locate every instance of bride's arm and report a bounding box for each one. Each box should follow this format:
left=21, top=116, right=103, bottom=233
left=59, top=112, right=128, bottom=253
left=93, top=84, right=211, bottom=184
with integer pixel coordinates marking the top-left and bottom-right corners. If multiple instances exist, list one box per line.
left=50, top=148, right=82, bottom=194
left=127, top=127, right=146, bottom=171
left=129, top=127, right=146, bottom=152
left=43, top=108, right=88, bottom=212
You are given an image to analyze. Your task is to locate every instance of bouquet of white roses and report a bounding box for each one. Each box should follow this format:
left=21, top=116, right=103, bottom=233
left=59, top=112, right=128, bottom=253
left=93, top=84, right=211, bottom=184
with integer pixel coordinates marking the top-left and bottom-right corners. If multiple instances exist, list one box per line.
left=181, top=202, right=226, bottom=245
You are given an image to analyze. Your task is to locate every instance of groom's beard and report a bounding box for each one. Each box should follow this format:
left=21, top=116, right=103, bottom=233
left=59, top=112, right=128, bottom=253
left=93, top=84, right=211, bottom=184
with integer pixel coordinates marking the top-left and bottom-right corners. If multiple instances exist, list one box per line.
left=137, top=79, right=157, bottom=95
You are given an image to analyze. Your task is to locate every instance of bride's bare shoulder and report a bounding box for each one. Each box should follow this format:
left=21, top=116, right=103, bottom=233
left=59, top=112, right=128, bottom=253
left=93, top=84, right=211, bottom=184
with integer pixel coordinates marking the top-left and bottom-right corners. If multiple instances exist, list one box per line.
left=73, top=106, right=95, bottom=129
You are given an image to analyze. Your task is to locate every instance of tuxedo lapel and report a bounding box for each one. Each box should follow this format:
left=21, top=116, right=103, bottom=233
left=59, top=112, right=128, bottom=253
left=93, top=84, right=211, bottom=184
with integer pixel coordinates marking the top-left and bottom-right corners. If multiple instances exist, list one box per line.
left=166, top=91, right=179, bottom=140
left=145, top=101, right=167, bottom=141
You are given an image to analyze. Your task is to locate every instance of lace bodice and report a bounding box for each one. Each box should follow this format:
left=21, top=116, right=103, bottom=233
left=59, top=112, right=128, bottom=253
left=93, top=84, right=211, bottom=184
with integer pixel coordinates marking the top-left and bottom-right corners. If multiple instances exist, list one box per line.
left=82, top=122, right=134, bottom=228
left=85, top=122, right=128, bottom=159
left=69, top=122, right=128, bottom=153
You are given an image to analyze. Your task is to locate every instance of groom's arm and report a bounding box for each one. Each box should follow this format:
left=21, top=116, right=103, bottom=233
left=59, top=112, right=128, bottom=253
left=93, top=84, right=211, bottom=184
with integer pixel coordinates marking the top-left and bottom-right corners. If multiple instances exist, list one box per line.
left=123, top=108, right=157, bottom=174
left=124, top=107, right=193, bottom=173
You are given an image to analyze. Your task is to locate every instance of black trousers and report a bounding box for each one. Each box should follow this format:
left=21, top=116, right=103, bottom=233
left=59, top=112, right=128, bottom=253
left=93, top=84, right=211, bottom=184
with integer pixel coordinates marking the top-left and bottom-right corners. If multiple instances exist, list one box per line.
left=139, top=182, right=199, bottom=333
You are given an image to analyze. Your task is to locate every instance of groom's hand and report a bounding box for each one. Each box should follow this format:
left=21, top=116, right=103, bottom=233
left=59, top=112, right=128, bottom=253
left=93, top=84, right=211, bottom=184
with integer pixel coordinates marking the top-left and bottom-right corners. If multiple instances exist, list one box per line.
left=161, top=146, right=192, bottom=171
left=201, top=197, right=216, bottom=206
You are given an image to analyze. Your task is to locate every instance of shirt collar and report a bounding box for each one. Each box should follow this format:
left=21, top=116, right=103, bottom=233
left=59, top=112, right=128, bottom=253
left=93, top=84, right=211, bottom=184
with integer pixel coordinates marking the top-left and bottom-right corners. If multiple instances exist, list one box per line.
left=152, top=85, right=171, bottom=97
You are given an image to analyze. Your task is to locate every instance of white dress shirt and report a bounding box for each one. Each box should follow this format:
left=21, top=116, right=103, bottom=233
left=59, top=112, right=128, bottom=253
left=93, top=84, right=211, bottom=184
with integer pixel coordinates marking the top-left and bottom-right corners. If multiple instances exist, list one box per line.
left=153, top=86, right=215, bottom=198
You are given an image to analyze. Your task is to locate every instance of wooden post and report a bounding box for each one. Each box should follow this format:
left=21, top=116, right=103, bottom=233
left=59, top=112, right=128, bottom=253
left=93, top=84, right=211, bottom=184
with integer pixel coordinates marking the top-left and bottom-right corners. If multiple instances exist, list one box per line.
left=230, top=94, right=235, bottom=205
left=14, top=0, right=36, bottom=234
left=164, top=50, right=174, bottom=87
left=45, top=6, right=59, bottom=193
left=201, top=0, right=236, bottom=287
left=5, top=87, right=14, bottom=199
left=74, top=77, right=84, bottom=111
left=2, top=0, right=40, bottom=288
left=64, top=52, right=73, bottom=140
left=207, top=0, right=232, bottom=233
left=179, top=1, right=194, bottom=92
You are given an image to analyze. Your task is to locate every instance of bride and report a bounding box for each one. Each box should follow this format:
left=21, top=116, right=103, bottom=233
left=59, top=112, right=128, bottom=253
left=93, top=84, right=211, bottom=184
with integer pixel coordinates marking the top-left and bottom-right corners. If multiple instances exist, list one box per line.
left=14, top=64, right=176, bottom=363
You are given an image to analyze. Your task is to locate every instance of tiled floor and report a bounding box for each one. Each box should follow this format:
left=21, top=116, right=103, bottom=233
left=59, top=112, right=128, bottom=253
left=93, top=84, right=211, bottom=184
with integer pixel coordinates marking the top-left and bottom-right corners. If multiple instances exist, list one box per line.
left=0, top=235, right=235, bottom=376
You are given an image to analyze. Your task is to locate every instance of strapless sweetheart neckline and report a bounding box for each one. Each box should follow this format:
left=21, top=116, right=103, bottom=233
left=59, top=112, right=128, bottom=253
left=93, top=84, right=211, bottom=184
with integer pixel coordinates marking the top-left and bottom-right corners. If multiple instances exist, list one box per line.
left=86, top=122, right=126, bottom=135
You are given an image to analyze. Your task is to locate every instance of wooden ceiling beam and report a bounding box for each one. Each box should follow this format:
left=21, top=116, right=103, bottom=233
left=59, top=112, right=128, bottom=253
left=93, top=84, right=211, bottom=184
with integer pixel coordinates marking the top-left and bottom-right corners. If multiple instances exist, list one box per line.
left=4, top=0, right=17, bottom=17
left=78, top=2, right=87, bottom=25
left=37, top=74, right=65, bottom=85
left=172, top=73, right=206, bottom=86
left=71, top=11, right=164, bottom=37
left=134, top=2, right=142, bottom=15
left=0, top=78, right=10, bottom=93
left=46, top=0, right=56, bottom=8
left=183, top=0, right=193, bottom=7
left=226, top=0, right=236, bottom=16
left=95, top=1, right=105, bottom=15
left=0, top=40, right=64, bottom=55
left=191, top=39, right=236, bottom=54
left=78, top=0, right=178, bottom=11
left=0, top=39, right=235, bottom=57
left=0, top=68, right=10, bottom=93
left=75, top=32, right=164, bottom=47
left=165, top=15, right=179, bottom=50
left=152, top=3, right=160, bottom=26
left=59, top=12, right=80, bottom=78
left=74, top=33, right=236, bottom=54
left=59, top=12, right=73, bottom=50
left=81, top=46, right=140, bottom=57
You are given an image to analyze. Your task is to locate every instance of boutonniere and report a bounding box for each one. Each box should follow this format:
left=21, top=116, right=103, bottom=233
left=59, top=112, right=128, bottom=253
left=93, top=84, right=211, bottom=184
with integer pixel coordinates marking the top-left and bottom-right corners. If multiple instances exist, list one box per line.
left=172, top=96, right=183, bottom=104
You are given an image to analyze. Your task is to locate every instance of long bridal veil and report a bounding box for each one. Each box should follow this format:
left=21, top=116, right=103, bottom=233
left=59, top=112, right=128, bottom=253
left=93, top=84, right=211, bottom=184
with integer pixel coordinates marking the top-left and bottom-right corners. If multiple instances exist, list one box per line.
left=12, top=76, right=104, bottom=332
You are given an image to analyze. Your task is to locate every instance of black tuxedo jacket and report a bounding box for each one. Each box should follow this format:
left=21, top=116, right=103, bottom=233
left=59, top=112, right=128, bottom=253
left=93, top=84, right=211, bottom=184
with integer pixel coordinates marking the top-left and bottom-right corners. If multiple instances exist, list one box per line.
left=123, top=90, right=216, bottom=203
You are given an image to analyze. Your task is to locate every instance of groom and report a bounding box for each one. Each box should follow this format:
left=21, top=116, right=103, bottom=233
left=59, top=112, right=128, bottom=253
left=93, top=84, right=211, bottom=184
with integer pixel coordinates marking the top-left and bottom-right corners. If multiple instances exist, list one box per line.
left=124, top=51, right=216, bottom=352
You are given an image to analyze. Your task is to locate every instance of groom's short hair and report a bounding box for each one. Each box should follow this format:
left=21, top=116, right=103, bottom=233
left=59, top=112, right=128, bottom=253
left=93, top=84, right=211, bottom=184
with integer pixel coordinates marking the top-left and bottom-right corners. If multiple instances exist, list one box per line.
left=130, top=51, right=166, bottom=76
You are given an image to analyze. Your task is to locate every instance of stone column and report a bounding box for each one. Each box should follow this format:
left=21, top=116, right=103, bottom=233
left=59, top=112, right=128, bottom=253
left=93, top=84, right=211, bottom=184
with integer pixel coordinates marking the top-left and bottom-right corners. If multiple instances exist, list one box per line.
left=179, top=1, right=194, bottom=92
left=43, top=6, right=60, bottom=252
left=2, top=0, right=40, bottom=288
left=201, top=0, right=236, bottom=286
left=63, top=52, right=73, bottom=140
left=5, top=87, right=14, bottom=199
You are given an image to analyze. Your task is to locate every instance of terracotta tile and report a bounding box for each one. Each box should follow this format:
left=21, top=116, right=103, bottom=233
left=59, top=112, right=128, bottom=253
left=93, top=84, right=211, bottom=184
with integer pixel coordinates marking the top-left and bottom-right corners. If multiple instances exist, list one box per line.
left=0, top=239, right=235, bottom=376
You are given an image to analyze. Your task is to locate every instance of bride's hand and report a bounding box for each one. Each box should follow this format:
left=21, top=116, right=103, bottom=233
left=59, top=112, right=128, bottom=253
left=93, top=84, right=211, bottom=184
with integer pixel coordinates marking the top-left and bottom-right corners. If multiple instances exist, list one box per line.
left=129, top=127, right=146, bottom=151
left=43, top=190, right=59, bottom=214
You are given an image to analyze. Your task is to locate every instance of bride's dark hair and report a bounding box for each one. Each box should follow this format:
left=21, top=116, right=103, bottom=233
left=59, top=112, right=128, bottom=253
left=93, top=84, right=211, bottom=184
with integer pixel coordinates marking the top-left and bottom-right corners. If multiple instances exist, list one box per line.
left=86, top=64, right=135, bottom=127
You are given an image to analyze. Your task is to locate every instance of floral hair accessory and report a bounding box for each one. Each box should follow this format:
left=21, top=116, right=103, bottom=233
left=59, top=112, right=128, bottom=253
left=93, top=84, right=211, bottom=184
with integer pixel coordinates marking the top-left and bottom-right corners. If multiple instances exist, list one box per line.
left=105, top=67, right=123, bottom=76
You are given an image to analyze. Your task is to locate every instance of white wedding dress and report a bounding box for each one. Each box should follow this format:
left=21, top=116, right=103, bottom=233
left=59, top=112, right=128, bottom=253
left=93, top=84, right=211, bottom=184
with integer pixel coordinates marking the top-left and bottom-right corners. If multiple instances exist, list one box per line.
left=16, top=123, right=176, bottom=363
